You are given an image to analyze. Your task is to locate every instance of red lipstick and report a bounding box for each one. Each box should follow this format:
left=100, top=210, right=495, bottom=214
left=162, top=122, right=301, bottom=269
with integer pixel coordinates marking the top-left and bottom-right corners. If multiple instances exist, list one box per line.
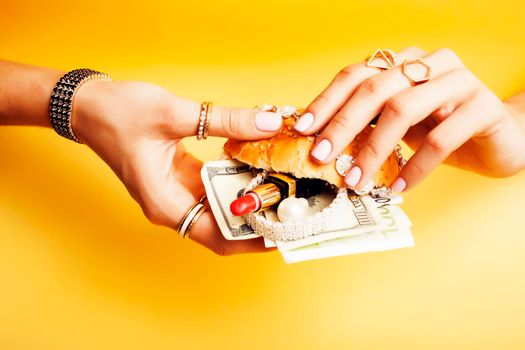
left=230, top=193, right=261, bottom=216
left=230, top=174, right=296, bottom=216
left=230, top=173, right=330, bottom=217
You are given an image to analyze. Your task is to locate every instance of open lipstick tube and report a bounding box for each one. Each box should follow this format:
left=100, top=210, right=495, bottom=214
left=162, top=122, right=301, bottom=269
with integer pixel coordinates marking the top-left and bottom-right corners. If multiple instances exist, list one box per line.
left=230, top=173, right=296, bottom=216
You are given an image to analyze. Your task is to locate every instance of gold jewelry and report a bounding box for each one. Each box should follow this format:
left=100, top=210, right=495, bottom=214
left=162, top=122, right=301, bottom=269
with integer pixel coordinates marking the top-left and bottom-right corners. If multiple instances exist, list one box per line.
left=184, top=205, right=207, bottom=239
left=365, top=49, right=397, bottom=70
left=401, top=58, right=431, bottom=85
left=202, top=101, right=212, bottom=140
left=177, top=195, right=207, bottom=239
left=197, top=101, right=212, bottom=140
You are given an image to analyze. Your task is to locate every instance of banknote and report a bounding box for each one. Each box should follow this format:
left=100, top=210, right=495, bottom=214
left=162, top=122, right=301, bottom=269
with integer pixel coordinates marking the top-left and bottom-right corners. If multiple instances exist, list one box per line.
left=262, top=193, right=336, bottom=248
left=263, top=193, right=404, bottom=249
left=369, top=192, right=404, bottom=206
left=280, top=204, right=414, bottom=263
left=264, top=237, right=278, bottom=248
left=201, top=159, right=342, bottom=241
left=274, top=195, right=385, bottom=251
left=201, top=159, right=414, bottom=262
left=264, top=193, right=405, bottom=248
left=201, top=160, right=260, bottom=240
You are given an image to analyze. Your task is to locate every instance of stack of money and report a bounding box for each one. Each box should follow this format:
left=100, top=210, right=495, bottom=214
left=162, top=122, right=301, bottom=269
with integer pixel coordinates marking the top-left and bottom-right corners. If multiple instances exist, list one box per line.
left=201, top=160, right=414, bottom=263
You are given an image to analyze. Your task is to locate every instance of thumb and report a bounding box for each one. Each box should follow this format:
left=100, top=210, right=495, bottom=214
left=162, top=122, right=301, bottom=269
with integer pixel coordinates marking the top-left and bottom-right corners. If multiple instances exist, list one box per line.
left=171, top=97, right=283, bottom=140
left=209, top=105, right=283, bottom=140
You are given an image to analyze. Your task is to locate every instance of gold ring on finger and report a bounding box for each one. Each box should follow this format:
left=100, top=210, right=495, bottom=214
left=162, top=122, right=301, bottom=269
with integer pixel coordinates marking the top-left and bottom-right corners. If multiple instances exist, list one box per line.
left=365, top=49, right=397, bottom=70
left=401, top=58, right=431, bottom=85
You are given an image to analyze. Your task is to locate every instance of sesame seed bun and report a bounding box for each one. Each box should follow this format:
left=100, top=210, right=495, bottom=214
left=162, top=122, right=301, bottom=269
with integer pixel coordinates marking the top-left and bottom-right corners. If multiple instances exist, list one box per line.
left=223, top=117, right=401, bottom=188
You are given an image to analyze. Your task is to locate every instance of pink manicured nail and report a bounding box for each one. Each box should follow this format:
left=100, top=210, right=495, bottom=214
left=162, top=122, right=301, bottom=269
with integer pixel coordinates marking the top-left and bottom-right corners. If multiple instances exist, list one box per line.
left=391, top=177, right=406, bottom=193
left=294, top=112, right=314, bottom=132
left=345, top=166, right=362, bottom=188
left=311, top=139, right=332, bottom=161
left=255, top=112, right=282, bottom=132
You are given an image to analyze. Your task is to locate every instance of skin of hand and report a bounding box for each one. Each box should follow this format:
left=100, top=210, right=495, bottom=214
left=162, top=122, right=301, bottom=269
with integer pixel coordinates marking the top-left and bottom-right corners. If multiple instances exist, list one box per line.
left=293, top=47, right=525, bottom=192
left=0, top=60, right=284, bottom=256
left=72, top=79, right=285, bottom=255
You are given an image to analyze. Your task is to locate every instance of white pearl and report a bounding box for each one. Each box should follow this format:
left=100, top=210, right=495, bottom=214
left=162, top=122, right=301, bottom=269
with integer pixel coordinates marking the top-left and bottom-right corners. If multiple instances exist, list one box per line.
left=277, top=197, right=310, bottom=223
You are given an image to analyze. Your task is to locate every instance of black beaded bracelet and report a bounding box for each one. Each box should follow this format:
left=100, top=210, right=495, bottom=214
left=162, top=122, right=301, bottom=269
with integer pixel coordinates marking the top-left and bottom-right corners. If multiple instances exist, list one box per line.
left=49, top=68, right=111, bottom=143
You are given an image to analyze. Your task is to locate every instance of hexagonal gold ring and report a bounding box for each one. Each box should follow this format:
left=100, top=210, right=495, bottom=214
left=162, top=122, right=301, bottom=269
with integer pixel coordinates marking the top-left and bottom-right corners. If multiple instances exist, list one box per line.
left=401, top=58, right=431, bottom=85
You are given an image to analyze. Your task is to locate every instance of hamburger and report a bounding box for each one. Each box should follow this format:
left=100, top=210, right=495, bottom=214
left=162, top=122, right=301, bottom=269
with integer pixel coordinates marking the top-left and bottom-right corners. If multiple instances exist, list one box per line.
left=218, top=105, right=404, bottom=241
left=224, top=107, right=401, bottom=190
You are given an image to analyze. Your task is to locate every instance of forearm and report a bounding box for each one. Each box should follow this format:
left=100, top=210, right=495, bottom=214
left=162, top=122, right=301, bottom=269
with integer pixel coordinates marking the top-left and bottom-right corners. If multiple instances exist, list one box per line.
left=0, top=60, right=63, bottom=127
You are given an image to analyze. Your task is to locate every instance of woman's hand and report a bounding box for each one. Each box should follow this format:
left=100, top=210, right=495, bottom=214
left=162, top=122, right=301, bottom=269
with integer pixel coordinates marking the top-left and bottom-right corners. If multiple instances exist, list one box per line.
left=294, top=47, right=525, bottom=192
left=73, top=80, right=283, bottom=255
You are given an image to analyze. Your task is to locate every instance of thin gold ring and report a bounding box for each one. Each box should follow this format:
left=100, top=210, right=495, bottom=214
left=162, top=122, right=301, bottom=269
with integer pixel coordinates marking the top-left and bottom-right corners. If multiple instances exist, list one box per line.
left=184, top=205, right=207, bottom=239
left=365, top=49, right=397, bottom=70
left=177, top=195, right=208, bottom=239
left=197, top=102, right=212, bottom=140
left=202, top=101, right=212, bottom=140
left=401, top=58, right=431, bottom=85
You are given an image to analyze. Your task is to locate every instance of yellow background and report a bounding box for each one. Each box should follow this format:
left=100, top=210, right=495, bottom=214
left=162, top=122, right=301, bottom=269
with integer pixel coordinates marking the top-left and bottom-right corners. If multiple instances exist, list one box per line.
left=2, top=0, right=525, bottom=349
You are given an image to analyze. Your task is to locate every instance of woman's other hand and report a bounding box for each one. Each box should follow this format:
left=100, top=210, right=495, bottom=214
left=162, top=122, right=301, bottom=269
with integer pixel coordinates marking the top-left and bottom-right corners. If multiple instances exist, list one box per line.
left=294, top=47, right=525, bottom=192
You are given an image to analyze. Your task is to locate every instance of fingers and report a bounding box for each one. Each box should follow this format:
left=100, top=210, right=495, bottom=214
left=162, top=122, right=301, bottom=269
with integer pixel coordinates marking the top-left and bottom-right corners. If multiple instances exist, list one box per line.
left=170, top=97, right=283, bottom=140
left=308, top=48, right=466, bottom=164
left=209, top=105, right=283, bottom=140
left=310, top=48, right=465, bottom=164
left=347, top=68, right=481, bottom=189
left=402, top=121, right=432, bottom=152
left=137, top=146, right=198, bottom=229
left=295, top=46, right=427, bottom=135
left=189, top=211, right=273, bottom=256
left=393, top=91, right=498, bottom=191
left=140, top=153, right=273, bottom=255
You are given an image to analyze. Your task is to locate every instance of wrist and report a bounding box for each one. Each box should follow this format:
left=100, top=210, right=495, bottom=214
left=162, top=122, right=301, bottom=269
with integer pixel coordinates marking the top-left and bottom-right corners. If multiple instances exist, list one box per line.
left=71, top=78, right=114, bottom=146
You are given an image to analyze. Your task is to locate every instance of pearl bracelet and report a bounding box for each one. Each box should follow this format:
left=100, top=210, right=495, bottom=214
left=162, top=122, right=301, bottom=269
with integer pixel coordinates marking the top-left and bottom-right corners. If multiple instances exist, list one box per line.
left=242, top=171, right=387, bottom=242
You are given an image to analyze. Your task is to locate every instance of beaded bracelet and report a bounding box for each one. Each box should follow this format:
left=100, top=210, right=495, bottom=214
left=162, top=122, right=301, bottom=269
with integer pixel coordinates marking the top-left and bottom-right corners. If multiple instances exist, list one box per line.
left=49, top=68, right=111, bottom=143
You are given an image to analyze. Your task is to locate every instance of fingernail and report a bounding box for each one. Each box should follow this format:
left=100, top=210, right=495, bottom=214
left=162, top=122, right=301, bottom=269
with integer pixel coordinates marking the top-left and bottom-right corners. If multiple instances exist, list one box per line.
left=311, top=139, right=332, bottom=161
left=391, top=177, right=406, bottom=193
left=255, top=112, right=282, bottom=132
left=345, top=166, right=362, bottom=188
left=294, top=112, right=314, bottom=132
